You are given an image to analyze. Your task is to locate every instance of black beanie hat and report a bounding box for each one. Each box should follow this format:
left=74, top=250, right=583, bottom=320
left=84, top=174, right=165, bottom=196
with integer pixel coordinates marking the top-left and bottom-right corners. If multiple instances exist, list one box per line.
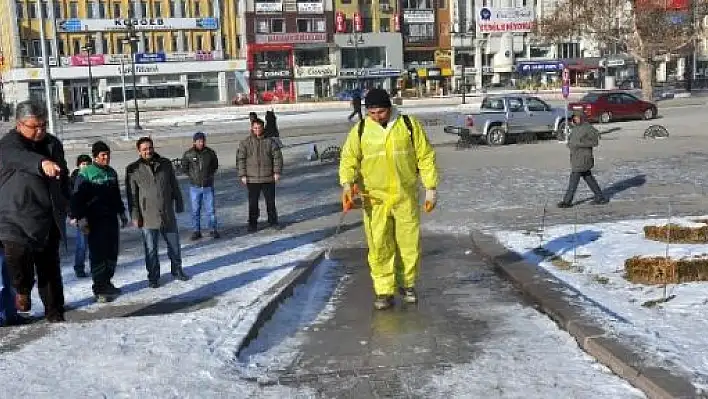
left=76, top=154, right=92, bottom=166
left=364, top=88, right=392, bottom=109
left=91, top=140, right=111, bottom=158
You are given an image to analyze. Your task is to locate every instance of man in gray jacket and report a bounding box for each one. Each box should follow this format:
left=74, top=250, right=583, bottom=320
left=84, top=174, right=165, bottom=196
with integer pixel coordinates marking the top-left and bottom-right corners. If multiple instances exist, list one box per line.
left=558, top=111, right=608, bottom=208
left=126, top=137, right=190, bottom=288
left=238, top=119, right=283, bottom=232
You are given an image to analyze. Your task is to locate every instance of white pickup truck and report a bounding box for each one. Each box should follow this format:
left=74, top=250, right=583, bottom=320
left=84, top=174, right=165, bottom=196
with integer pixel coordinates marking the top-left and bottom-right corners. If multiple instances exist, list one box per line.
left=444, top=95, right=569, bottom=146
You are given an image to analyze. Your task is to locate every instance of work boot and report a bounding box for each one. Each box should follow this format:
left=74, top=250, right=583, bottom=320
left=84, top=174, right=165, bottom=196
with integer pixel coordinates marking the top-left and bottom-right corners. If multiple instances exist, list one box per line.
left=171, top=268, right=191, bottom=281
left=399, top=287, right=418, bottom=304
left=93, top=283, right=119, bottom=303
left=557, top=201, right=572, bottom=209
left=373, top=295, right=394, bottom=310
left=15, top=293, right=31, bottom=312
left=148, top=280, right=160, bottom=289
left=45, top=313, right=65, bottom=323
left=106, top=282, right=122, bottom=295
left=247, top=224, right=258, bottom=233
left=75, top=270, right=88, bottom=278
left=209, top=230, right=220, bottom=239
left=592, top=197, right=609, bottom=205
left=190, top=231, right=202, bottom=241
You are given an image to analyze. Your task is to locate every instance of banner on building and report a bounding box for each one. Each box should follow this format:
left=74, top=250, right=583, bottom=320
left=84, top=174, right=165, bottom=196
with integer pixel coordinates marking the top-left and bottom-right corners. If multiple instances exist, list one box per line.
left=57, top=17, right=219, bottom=32
left=255, top=32, right=327, bottom=44
left=354, top=12, right=362, bottom=32
left=335, top=11, right=346, bottom=32
left=474, top=1, right=534, bottom=33
left=69, top=54, right=105, bottom=66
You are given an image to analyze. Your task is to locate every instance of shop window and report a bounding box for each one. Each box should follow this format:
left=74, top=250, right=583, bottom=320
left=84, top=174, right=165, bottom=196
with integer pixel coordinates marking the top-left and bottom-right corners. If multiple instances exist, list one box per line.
left=341, top=47, right=386, bottom=69
left=16, top=2, right=24, bottom=18
left=296, top=19, right=325, bottom=33
left=405, top=23, right=435, bottom=43
left=254, top=51, right=290, bottom=69
left=295, top=49, right=328, bottom=66
left=380, top=18, right=390, bottom=32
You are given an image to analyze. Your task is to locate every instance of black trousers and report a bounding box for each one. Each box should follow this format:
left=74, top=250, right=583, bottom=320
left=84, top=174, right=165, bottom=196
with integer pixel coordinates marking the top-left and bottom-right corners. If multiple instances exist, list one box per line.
left=87, top=217, right=120, bottom=291
left=563, top=171, right=604, bottom=204
left=247, top=183, right=278, bottom=227
left=348, top=108, right=363, bottom=121
left=4, top=224, right=64, bottom=318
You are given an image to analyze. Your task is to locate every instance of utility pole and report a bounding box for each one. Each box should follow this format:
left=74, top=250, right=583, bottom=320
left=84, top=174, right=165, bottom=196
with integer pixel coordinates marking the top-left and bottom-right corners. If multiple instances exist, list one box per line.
left=37, top=2, right=56, bottom=136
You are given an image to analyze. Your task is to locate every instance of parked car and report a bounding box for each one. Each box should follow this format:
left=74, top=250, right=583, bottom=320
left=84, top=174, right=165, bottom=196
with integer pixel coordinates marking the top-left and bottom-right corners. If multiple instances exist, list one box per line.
left=568, top=91, right=657, bottom=123
left=444, top=95, right=568, bottom=146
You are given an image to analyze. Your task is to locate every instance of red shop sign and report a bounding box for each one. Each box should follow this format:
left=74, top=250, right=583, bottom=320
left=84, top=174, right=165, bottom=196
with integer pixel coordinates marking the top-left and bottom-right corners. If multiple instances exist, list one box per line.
left=335, top=11, right=346, bottom=33
left=354, top=12, right=362, bottom=32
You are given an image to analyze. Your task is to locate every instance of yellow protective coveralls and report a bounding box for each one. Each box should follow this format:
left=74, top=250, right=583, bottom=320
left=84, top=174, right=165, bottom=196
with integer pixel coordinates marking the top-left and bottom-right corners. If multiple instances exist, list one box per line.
left=339, top=111, right=439, bottom=296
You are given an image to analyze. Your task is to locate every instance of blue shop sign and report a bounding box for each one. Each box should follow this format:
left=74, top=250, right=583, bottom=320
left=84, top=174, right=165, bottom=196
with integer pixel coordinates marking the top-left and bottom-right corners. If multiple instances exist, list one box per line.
left=367, top=68, right=402, bottom=77
left=517, top=61, right=565, bottom=74
left=135, top=52, right=167, bottom=64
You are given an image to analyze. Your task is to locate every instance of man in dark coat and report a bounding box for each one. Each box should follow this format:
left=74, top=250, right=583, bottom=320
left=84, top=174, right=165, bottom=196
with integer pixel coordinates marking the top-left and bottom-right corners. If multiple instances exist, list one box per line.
left=69, top=154, right=92, bottom=278
left=126, top=137, right=189, bottom=288
left=348, top=90, right=363, bottom=122
left=0, top=100, right=70, bottom=322
left=71, top=141, right=128, bottom=302
left=558, top=111, right=608, bottom=208
left=181, top=132, right=219, bottom=240
left=237, top=119, right=283, bottom=232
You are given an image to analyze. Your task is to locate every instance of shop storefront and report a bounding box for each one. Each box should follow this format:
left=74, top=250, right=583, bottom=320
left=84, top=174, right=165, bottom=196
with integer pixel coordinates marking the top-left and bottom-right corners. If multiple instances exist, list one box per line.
left=247, top=44, right=295, bottom=104
left=294, top=64, right=336, bottom=100
left=338, top=68, right=402, bottom=92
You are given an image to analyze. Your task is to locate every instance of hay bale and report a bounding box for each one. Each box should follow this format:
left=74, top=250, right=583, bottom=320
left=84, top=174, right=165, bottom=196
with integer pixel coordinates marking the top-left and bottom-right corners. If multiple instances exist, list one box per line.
left=624, top=256, right=708, bottom=284
left=643, top=224, right=708, bottom=243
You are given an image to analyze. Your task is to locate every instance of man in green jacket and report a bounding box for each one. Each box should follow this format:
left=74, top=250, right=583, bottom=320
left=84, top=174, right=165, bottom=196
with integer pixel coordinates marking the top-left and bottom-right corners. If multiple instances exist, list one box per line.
left=558, top=111, right=608, bottom=208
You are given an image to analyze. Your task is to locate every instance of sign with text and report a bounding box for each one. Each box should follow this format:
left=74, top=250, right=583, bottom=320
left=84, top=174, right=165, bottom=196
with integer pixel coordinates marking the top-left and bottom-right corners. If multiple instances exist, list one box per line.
left=474, top=1, right=534, bottom=33
left=297, top=2, right=323, bottom=13
left=354, top=12, right=362, bottom=32
left=253, top=69, right=292, bottom=79
left=255, top=32, right=327, bottom=44
left=403, top=10, right=435, bottom=24
left=135, top=52, right=167, bottom=63
left=255, top=2, right=283, bottom=13
left=57, top=17, right=219, bottom=32
left=294, top=64, right=336, bottom=78
left=69, top=54, right=105, bottom=66
left=339, top=68, right=402, bottom=78
left=335, top=11, right=346, bottom=32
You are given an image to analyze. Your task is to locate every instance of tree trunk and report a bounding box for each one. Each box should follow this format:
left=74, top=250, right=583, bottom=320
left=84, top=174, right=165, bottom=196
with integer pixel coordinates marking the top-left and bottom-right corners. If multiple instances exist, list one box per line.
left=638, top=59, right=654, bottom=101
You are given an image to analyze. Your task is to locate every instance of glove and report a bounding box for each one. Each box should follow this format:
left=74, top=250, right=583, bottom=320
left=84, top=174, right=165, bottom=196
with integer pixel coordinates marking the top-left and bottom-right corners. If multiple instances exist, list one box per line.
left=120, top=213, right=129, bottom=228
left=424, top=189, right=437, bottom=213
left=342, top=183, right=354, bottom=212
left=77, top=218, right=90, bottom=234
left=241, top=176, right=248, bottom=185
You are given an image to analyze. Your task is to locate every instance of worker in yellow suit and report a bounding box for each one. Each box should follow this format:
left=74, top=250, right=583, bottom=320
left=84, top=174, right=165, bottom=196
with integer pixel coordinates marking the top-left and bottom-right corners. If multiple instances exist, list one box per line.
left=339, top=88, right=439, bottom=310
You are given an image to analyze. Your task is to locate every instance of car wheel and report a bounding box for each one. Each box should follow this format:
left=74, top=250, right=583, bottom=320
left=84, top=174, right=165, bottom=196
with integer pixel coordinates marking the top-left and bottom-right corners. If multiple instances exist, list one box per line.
left=600, top=111, right=612, bottom=124
left=643, top=107, right=656, bottom=120
left=486, top=126, right=506, bottom=146
left=555, top=120, right=568, bottom=141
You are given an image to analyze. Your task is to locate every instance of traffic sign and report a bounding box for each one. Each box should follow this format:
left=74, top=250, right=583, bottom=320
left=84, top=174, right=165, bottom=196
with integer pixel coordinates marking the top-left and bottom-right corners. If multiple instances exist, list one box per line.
left=562, top=84, right=570, bottom=99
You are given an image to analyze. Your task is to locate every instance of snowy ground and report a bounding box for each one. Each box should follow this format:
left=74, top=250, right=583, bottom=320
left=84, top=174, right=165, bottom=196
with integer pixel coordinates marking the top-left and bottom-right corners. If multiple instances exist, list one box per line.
left=496, top=216, right=708, bottom=392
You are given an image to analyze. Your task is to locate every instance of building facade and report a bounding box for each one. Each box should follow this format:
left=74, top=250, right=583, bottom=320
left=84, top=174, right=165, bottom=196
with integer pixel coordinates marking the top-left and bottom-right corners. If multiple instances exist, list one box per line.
left=245, top=0, right=336, bottom=103
left=0, top=0, right=248, bottom=109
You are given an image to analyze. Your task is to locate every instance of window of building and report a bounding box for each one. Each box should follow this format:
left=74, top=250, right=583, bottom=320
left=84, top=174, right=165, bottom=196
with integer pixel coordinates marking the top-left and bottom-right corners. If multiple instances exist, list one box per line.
left=341, top=47, right=386, bottom=69
left=295, top=49, right=328, bottom=66
left=40, top=1, right=48, bottom=17
left=557, top=42, right=581, bottom=59
left=194, top=34, right=203, bottom=50
left=169, top=0, right=175, bottom=15
left=129, top=2, right=135, bottom=17
left=102, top=38, right=109, bottom=53
left=380, top=18, right=390, bottom=32
left=156, top=36, right=165, bottom=52
left=256, top=19, right=285, bottom=33
left=194, top=1, right=201, bottom=17
left=405, top=23, right=435, bottom=43
left=72, top=39, right=81, bottom=55
left=99, top=1, right=106, bottom=17
left=171, top=35, right=178, bottom=51
left=296, top=19, right=325, bottom=33
left=154, top=1, right=162, bottom=17
left=210, top=33, right=216, bottom=50
left=57, top=39, right=65, bottom=56
left=87, top=2, right=95, bottom=17
left=16, top=1, right=24, bottom=18
left=403, top=0, right=432, bottom=8
left=182, top=0, right=188, bottom=16
left=28, top=2, right=36, bottom=18
left=113, top=2, right=121, bottom=17
left=31, top=40, right=41, bottom=57
left=254, top=50, right=289, bottom=69
left=54, top=2, right=62, bottom=17
left=341, top=0, right=351, bottom=4
left=69, top=1, right=78, bottom=17
left=140, top=1, right=147, bottom=16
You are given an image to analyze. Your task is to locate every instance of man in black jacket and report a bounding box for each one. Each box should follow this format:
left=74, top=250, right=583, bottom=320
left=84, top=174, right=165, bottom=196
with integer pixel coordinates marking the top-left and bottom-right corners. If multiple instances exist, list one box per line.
left=181, top=132, right=219, bottom=240
left=0, top=101, right=70, bottom=322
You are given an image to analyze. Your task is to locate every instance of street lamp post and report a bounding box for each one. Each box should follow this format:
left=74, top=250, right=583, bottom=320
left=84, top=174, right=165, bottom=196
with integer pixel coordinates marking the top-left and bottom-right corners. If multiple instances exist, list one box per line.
left=36, top=1, right=56, bottom=135
left=347, top=33, right=364, bottom=92
left=81, top=39, right=95, bottom=115
left=122, top=23, right=141, bottom=130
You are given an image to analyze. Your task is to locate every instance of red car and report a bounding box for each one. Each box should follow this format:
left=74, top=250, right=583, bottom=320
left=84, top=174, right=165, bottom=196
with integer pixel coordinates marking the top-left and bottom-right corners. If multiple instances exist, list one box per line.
left=568, top=91, right=658, bottom=123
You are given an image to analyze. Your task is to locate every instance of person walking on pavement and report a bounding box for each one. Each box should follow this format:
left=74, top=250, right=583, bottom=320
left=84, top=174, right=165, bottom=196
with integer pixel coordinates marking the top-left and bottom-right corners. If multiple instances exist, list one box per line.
left=70, top=141, right=128, bottom=302
left=182, top=132, right=220, bottom=240
left=70, top=154, right=92, bottom=278
left=0, top=100, right=70, bottom=322
left=126, top=137, right=190, bottom=288
left=557, top=111, right=609, bottom=208
left=348, top=90, right=363, bottom=122
left=237, top=118, right=283, bottom=232
left=339, top=88, right=439, bottom=310
left=264, top=110, right=283, bottom=148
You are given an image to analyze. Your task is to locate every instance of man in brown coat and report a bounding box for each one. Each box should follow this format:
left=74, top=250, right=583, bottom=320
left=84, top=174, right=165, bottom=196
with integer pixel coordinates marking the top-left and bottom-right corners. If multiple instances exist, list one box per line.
left=238, top=119, right=283, bottom=232
left=558, top=111, right=608, bottom=208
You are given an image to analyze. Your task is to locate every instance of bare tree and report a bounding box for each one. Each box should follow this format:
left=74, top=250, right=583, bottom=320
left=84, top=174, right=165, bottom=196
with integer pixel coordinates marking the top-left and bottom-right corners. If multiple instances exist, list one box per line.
left=535, top=0, right=700, bottom=100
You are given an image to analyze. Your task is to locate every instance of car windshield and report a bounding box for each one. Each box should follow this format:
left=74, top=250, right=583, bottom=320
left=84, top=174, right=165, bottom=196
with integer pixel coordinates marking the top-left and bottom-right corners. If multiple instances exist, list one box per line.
left=580, top=93, right=602, bottom=103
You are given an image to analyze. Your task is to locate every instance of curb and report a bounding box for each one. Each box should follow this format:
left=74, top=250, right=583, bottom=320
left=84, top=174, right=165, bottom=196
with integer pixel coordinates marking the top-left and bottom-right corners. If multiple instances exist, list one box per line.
left=470, top=230, right=699, bottom=399
left=235, top=249, right=325, bottom=357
